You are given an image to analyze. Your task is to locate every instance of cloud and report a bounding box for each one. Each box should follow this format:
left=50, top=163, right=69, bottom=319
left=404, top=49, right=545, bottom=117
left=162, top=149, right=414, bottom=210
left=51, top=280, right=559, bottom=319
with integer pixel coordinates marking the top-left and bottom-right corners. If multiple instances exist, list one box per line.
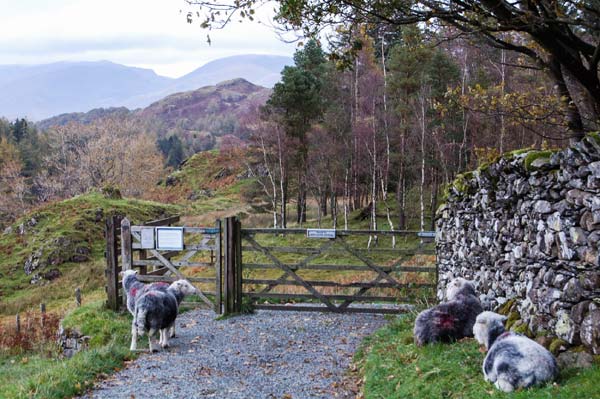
left=0, top=0, right=298, bottom=77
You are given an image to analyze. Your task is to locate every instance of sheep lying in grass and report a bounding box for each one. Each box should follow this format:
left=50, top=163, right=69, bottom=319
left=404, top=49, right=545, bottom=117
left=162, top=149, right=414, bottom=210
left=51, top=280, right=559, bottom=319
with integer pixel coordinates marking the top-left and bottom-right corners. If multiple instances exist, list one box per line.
left=473, top=311, right=558, bottom=392
left=413, top=278, right=483, bottom=346
left=129, top=279, right=196, bottom=352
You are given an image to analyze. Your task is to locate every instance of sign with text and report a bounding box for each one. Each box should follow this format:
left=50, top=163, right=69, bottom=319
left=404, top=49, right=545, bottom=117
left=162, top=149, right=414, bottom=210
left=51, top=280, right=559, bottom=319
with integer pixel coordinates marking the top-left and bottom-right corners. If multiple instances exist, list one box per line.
left=156, top=227, right=184, bottom=250
left=417, top=231, right=436, bottom=238
left=306, top=229, right=336, bottom=239
left=140, top=227, right=155, bottom=249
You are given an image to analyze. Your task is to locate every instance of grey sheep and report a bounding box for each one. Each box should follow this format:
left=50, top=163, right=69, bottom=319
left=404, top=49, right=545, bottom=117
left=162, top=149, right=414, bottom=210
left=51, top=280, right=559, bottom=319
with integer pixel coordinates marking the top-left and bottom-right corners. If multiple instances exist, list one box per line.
left=473, top=311, right=559, bottom=392
left=130, top=279, right=196, bottom=352
left=413, top=278, right=483, bottom=346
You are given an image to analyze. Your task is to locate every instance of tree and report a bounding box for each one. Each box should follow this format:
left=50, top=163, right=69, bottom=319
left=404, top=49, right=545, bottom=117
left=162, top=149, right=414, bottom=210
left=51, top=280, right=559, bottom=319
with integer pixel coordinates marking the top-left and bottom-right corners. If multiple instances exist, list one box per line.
left=263, top=38, right=328, bottom=224
left=158, top=135, right=185, bottom=168
left=188, top=0, right=600, bottom=140
left=37, top=118, right=165, bottom=201
left=0, top=137, right=28, bottom=224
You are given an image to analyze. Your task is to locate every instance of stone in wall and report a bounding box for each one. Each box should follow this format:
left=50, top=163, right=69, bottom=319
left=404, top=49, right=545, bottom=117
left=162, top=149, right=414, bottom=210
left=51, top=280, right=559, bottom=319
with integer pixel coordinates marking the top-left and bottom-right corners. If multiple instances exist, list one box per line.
left=436, top=135, right=600, bottom=355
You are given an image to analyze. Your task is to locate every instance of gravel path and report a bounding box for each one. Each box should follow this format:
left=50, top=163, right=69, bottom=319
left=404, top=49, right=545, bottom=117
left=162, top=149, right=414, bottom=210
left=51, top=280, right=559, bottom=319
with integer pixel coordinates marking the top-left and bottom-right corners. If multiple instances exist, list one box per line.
left=80, top=307, right=389, bottom=399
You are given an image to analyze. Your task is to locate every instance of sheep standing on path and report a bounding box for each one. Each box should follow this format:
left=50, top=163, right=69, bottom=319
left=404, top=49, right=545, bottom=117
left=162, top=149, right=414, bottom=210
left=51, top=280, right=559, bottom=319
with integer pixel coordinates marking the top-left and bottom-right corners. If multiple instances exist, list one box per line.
left=131, top=279, right=196, bottom=352
left=121, top=269, right=170, bottom=316
left=473, top=311, right=559, bottom=392
left=413, top=278, right=483, bottom=346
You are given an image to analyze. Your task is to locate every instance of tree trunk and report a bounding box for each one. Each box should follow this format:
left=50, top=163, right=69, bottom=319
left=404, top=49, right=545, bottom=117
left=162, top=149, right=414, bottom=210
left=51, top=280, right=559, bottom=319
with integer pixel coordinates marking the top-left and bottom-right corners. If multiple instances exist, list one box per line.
left=430, top=170, right=438, bottom=232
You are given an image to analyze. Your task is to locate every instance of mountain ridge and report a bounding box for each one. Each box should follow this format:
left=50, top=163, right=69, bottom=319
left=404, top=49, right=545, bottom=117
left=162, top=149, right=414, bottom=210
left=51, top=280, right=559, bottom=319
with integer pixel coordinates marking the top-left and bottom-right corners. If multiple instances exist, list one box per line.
left=0, top=55, right=291, bottom=120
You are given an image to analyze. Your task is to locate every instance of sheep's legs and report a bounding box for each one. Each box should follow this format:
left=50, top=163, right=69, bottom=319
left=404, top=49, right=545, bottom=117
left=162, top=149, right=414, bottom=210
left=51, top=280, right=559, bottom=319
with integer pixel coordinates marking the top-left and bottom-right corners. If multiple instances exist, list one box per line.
left=148, top=329, right=158, bottom=352
left=130, top=322, right=137, bottom=351
left=160, top=328, right=170, bottom=348
left=169, top=325, right=176, bottom=338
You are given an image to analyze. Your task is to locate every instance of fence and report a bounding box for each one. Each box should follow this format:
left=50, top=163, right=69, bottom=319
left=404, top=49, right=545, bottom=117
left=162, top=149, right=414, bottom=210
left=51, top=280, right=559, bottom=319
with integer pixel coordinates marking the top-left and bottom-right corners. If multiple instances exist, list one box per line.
left=107, top=216, right=436, bottom=315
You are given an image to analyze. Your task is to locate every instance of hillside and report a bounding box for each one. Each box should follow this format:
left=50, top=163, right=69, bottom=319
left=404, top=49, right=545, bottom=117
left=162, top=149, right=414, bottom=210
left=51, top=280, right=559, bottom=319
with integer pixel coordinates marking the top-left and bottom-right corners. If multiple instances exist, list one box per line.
left=37, top=79, right=270, bottom=153
left=139, top=78, right=270, bottom=131
left=0, top=55, right=291, bottom=120
left=36, top=107, right=132, bottom=130
left=152, top=148, right=265, bottom=225
left=0, top=192, right=180, bottom=316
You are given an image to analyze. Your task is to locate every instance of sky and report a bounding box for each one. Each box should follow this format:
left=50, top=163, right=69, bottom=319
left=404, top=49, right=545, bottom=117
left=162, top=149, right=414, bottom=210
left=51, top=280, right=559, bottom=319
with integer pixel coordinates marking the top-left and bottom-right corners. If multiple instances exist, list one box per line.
left=0, top=0, right=298, bottom=78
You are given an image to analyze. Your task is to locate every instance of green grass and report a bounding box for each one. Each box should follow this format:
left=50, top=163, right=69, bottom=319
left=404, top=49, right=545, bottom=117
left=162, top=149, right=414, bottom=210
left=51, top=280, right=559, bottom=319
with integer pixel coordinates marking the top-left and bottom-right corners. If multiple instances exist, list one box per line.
left=355, top=314, right=600, bottom=399
left=0, top=300, right=134, bottom=399
left=0, top=192, right=180, bottom=316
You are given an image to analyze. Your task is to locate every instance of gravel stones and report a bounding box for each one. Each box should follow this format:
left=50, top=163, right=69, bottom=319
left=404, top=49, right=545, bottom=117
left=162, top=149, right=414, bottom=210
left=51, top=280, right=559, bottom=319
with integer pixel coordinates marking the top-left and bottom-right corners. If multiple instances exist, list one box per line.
left=79, top=308, right=388, bottom=399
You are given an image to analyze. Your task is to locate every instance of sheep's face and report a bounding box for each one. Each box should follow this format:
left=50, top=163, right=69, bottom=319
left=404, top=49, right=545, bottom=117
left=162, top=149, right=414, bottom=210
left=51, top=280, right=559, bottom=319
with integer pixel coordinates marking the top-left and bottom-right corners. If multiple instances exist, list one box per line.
left=446, top=277, right=473, bottom=300
left=120, top=269, right=138, bottom=278
left=473, top=311, right=507, bottom=347
left=172, top=280, right=196, bottom=296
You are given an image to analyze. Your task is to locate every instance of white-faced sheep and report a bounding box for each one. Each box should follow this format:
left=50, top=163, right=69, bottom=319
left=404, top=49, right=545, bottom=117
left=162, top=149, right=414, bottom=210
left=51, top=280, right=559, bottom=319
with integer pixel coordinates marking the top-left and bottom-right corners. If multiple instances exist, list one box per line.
left=130, top=279, right=196, bottom=352
left=413, top=278, right=483, bottom=346
left=473, top=311, right=559, bottom=393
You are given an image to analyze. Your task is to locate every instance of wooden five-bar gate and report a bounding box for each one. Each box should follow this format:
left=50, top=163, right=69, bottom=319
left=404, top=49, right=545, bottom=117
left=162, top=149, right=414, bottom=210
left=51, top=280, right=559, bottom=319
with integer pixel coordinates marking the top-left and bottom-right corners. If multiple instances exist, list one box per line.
left=106, top=216, right=436, bottom=315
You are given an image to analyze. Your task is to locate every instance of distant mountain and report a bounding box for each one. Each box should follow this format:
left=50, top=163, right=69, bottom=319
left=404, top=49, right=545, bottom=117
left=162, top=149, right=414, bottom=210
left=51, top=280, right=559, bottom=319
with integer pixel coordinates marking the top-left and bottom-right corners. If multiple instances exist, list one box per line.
left=173, top=55, right=291, bottom=91
left=0, top=55, right=292, bottom=120
left=0, top=61, right=172, bottom=120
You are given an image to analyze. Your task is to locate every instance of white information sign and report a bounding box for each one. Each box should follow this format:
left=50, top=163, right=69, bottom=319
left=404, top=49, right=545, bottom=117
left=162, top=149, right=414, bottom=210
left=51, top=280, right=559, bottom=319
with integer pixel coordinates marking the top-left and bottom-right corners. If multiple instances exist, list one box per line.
left=306, top=229, right=336, bottom=239
left=140, top=227, right=155, bottom=249
left=156, top=227, right=184, bottom=250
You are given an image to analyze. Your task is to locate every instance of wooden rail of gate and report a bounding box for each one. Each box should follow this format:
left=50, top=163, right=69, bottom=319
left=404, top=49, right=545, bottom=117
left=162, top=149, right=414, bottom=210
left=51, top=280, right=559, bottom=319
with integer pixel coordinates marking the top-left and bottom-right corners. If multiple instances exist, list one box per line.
left=233, top=222, right=436, bottom=314
left=105, top=215, right=222, bottom=313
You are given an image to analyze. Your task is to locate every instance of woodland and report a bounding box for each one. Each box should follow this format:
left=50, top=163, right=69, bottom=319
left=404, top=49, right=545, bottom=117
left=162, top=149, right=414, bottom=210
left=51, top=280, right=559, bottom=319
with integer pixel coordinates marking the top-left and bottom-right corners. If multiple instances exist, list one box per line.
left=1, top=0, right=599, bottom=234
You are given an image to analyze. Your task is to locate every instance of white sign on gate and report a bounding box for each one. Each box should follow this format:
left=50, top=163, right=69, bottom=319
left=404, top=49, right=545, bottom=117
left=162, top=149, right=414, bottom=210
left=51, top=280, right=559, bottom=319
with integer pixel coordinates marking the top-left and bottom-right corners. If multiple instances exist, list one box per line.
left=156, top=227, right=184, bottom=250
left=306, top=229, right=336, bottom=239
left=140, top=227, right=155, bottom=249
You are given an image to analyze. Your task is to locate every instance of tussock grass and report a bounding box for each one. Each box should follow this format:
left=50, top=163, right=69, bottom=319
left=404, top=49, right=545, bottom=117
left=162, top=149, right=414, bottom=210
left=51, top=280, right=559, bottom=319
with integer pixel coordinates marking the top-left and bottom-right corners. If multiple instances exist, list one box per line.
left=354, top=314, right=600, bottom=399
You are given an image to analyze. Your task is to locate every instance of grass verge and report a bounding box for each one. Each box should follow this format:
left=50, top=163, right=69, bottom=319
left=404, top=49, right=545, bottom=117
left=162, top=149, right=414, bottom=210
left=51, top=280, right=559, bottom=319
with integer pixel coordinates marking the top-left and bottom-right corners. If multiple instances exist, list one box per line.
left=354, top=314, right=600, bottom=399
left=0, top=300, right=133, bottom=399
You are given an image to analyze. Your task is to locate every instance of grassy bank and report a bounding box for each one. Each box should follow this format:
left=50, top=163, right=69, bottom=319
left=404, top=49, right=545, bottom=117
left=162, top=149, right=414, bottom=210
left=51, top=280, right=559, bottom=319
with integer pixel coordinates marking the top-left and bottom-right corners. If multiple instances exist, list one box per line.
left=0, top=300, right=133, bottom=399
left=355, top=314, right=600, bottom=399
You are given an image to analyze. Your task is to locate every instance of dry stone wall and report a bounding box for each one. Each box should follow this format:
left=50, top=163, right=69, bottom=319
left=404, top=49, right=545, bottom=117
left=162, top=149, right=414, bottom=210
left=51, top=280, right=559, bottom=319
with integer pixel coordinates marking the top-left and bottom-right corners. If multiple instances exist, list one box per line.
left=436, top=135, right=600, bottom=355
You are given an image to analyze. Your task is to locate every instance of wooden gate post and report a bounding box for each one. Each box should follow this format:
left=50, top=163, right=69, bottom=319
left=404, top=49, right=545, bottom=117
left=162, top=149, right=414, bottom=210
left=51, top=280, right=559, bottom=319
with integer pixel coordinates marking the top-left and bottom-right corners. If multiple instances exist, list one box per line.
left=105, top=216, right=120, bottom=311
left=234, top=218, right=242, bottom=312
left=214, top=219, right=223, bottom=314
left=223, top=216, right=242, bottom=315
left=120, top=217, right=132, bottom=308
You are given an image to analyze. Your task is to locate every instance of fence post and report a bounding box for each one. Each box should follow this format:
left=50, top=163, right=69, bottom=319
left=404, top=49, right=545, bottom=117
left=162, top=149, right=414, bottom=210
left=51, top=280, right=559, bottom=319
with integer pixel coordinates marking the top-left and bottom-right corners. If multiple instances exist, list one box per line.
left=105, top=216, right=120, bottom=311
left=75, top=287, right=82, bottom=307
left=40, top=303, right=46, bottom=328
left=214, top=219, right=222, bottom=314
left=223, top=216, right=242, bottom=315
left=224, top=217, right=233, bottom=315
left=234, top=217, right=242, bottom=312
left=120, top=217, right=132, bottom=308
left=15, top=314, right=20, bottom=334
